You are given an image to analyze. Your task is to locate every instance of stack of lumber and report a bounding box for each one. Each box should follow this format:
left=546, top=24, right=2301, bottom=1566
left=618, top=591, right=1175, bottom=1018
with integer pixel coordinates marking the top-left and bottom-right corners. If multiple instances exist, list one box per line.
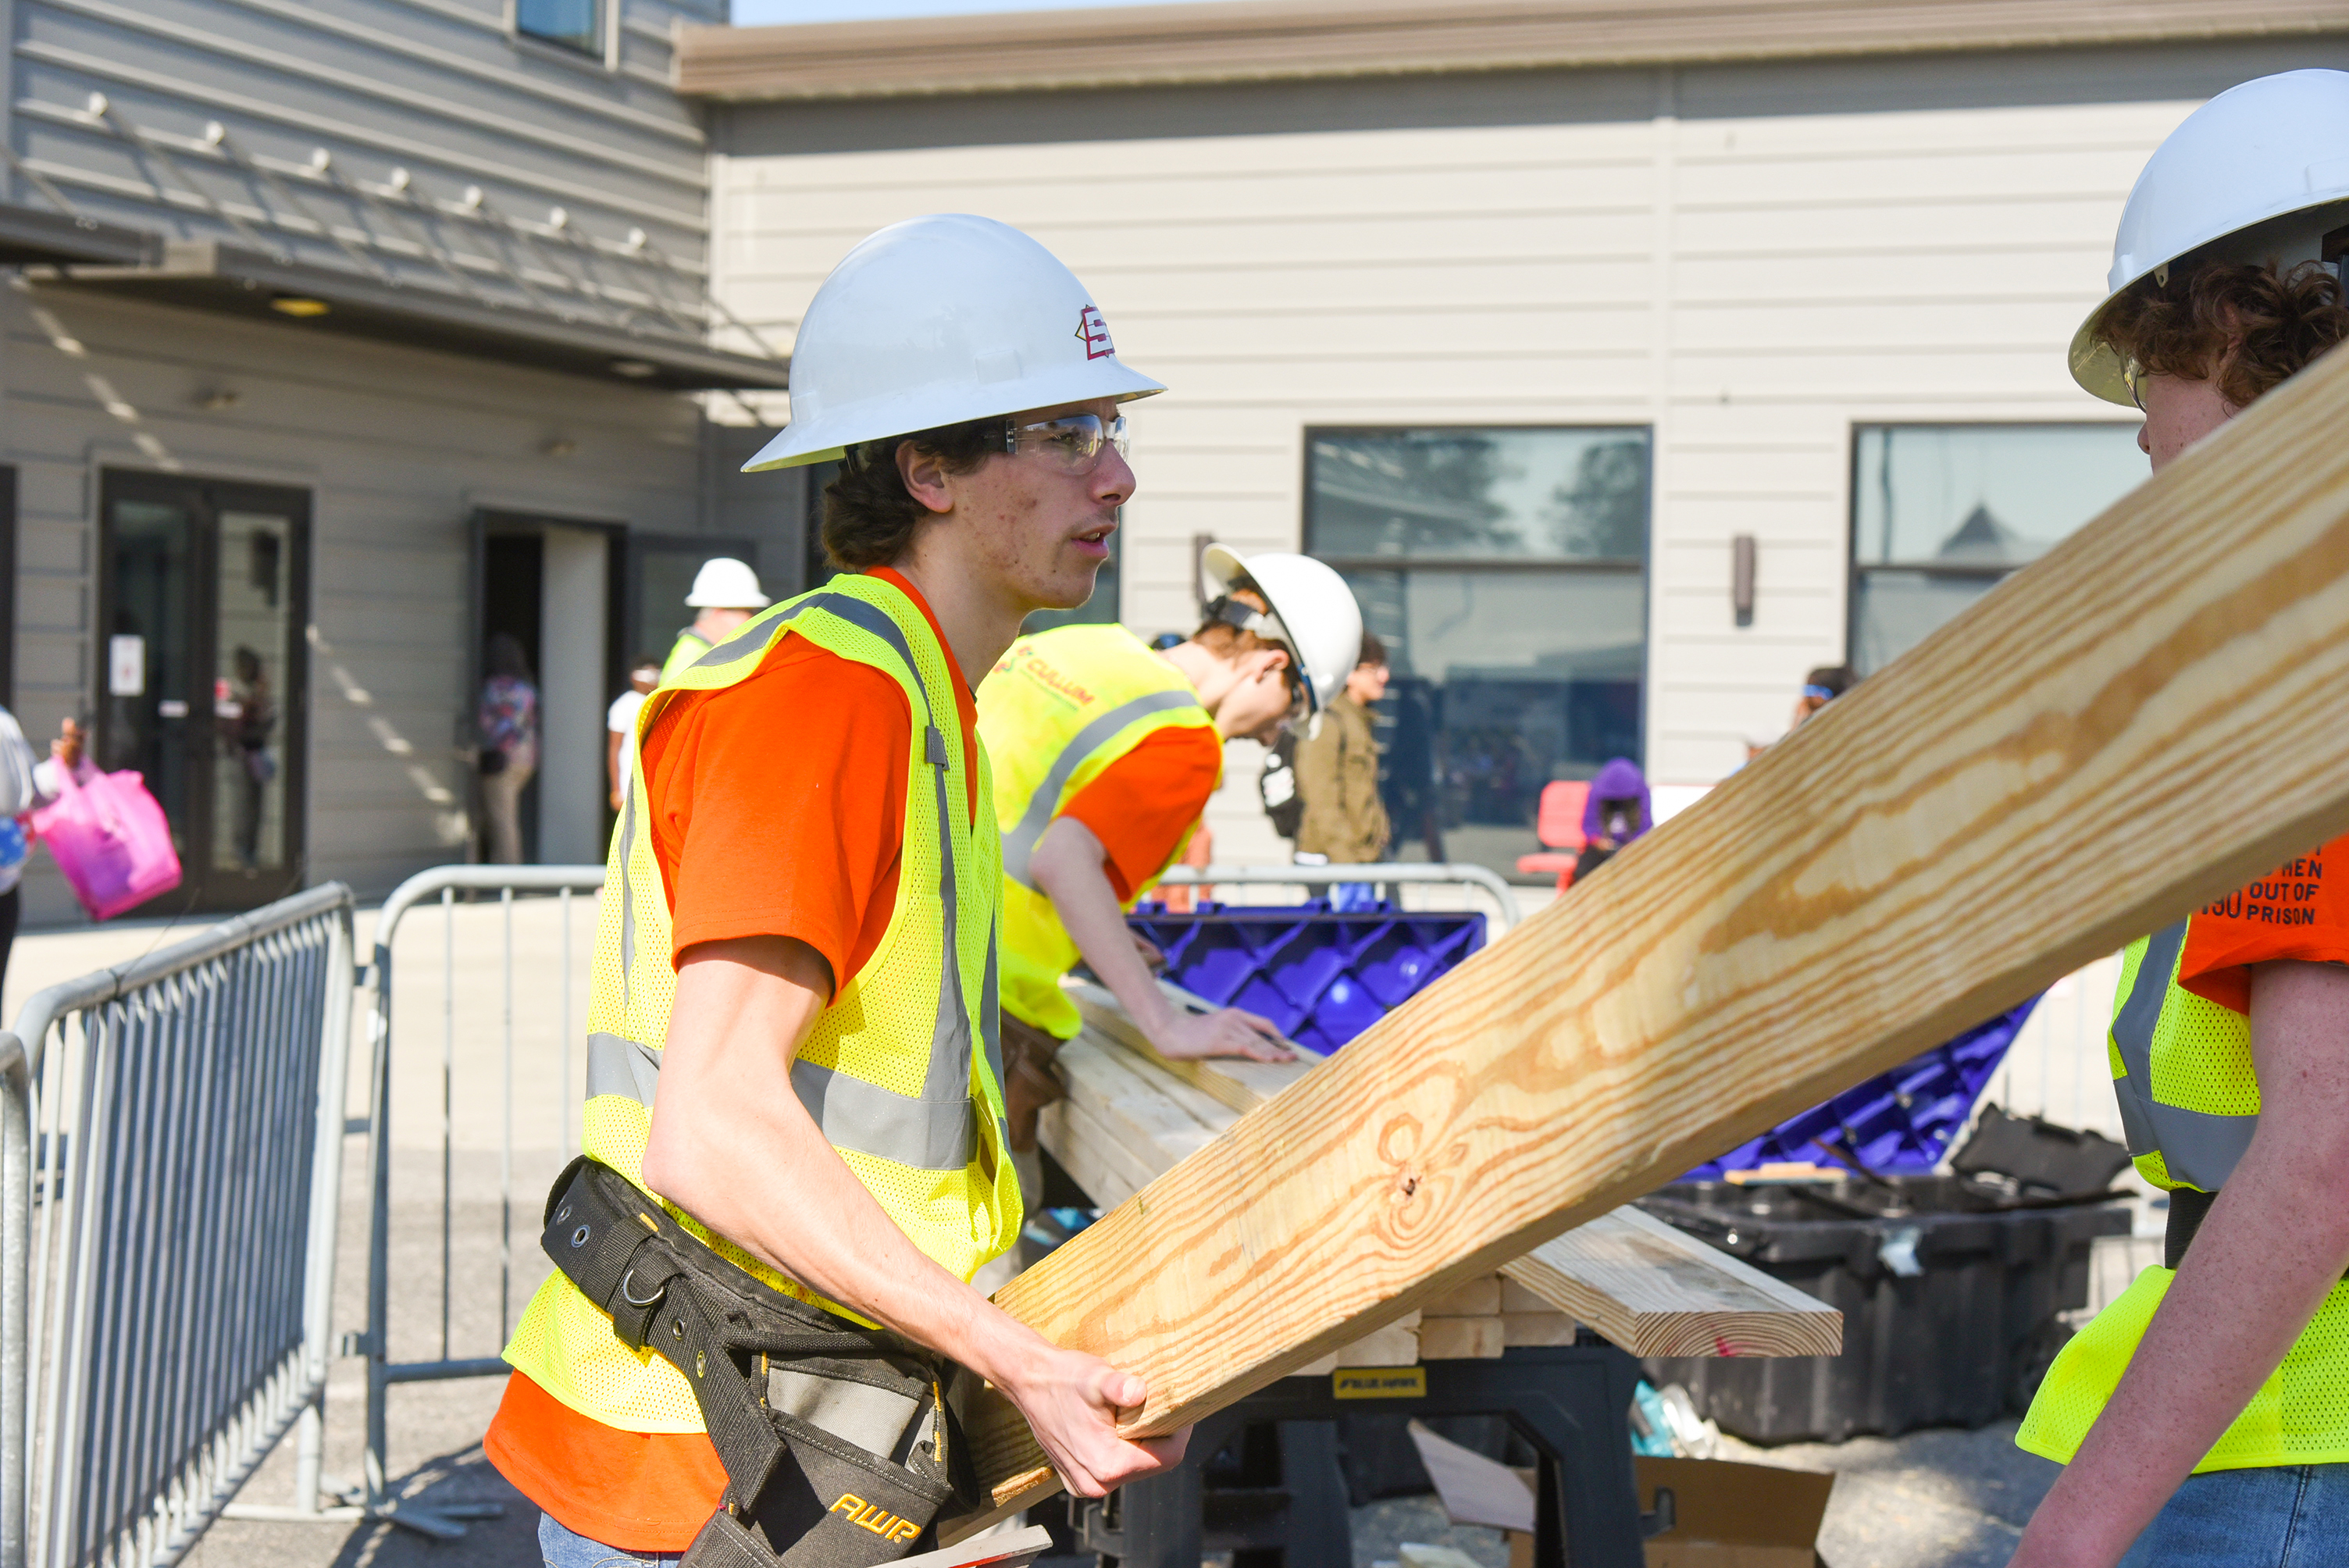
left=1040, top=982, right=1841, bottom=1367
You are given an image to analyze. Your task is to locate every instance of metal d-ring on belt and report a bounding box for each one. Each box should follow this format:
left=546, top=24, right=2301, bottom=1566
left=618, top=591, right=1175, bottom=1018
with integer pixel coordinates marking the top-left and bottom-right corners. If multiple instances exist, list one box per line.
left=540, top=1157, right=982, bottom=1568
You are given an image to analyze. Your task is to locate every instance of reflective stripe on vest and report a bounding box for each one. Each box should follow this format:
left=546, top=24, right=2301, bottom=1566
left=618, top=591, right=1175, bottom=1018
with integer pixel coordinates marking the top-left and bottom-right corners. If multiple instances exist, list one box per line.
left=503, top=573, right=1017, bottom=1436
left=2107, top=919, right=2261, bottom=1193
left=978, top=625, right=1216, bottom=1039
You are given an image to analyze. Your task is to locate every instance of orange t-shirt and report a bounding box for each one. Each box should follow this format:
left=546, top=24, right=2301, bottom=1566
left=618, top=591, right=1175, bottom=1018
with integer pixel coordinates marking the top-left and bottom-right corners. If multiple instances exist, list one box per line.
left=483, top=567, right=975, bottom=1550
left=1060, top=725, right=1224, bottom=902
left=2176, top=833, right=2349, bottom=1014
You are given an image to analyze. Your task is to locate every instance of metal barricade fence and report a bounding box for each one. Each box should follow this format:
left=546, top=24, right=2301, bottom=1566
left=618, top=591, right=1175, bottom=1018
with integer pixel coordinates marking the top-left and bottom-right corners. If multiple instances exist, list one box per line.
left=2, top=883, right=358, bottom=1568
left=354, top=864, right=603, bottom=1536
left=1154, top=861, right=1524, bottom=932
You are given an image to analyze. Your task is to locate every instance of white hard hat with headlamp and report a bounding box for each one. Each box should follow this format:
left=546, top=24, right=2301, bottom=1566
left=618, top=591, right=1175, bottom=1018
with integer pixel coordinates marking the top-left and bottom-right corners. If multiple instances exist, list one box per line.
left=2072, top=69, right=2349, bottom=406
left=684, top=557, right=770, bottom=609
left=1199, top=545, right=1363, bottom=718
left=743, top=213, right=1164, bottom=472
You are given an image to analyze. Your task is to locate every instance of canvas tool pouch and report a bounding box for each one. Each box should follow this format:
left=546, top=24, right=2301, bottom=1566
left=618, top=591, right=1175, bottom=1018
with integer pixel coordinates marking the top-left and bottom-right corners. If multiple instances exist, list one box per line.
left=541, top=1157, right=981, bottom=1567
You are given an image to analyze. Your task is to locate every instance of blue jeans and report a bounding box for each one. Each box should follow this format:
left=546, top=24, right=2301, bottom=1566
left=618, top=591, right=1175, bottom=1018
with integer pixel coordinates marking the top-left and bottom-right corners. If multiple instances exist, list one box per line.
left=538, top=1511, right=685, bottom=1568
left=2120, top=1464, right=2349, bottom=1566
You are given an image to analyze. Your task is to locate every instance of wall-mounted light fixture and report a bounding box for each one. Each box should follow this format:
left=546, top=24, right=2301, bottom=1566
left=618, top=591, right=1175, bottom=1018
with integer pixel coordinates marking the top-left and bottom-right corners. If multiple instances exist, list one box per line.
left=1731, top=533, right=1756, bottom=628
left=269, top=295, right=330, bottom=318
left=608, top=359, right=657, bottom=379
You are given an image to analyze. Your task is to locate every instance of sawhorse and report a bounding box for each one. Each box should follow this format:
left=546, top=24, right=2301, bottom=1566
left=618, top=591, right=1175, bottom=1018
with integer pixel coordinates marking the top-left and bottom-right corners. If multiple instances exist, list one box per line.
left=1071, top=1344, right=1663, bottom=1567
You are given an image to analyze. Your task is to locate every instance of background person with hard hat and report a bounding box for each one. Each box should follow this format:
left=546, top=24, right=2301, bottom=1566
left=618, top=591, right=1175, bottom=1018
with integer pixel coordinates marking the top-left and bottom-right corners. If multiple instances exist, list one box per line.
left=2009, top=69, right=2349, bottom=1568
left=660, top=556, right=771, bottom=680
left=485, top=214, right=1187, bottom=1563
left=978, top=544, right=1366, bottom=1196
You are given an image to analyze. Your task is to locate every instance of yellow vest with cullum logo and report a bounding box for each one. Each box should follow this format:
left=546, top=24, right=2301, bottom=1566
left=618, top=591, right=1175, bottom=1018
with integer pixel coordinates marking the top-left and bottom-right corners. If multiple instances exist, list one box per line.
left=978, top=624, right=1217, bottom=1040
left=503, top=572, right=1020, bottom=1434
left=2019, top=914, right=2349, bottom=1471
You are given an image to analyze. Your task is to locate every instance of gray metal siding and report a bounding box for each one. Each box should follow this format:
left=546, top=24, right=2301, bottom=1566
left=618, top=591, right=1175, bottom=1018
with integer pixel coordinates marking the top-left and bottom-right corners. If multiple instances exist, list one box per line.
left=8, top=0, right=732, bottom=341
left=0, top=279, right=730, bottom=920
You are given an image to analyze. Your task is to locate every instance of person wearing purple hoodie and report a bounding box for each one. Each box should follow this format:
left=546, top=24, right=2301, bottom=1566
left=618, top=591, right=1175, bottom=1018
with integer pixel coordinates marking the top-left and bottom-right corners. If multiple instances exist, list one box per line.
left=1572, top=757, right=1652, bottom=883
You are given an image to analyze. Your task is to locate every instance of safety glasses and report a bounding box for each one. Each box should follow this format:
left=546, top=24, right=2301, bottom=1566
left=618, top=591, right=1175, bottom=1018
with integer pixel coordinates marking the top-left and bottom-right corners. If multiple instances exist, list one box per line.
left=1002, top=412, right=1128, bottom=475
left=2123, top=360, right=2149, bottom=412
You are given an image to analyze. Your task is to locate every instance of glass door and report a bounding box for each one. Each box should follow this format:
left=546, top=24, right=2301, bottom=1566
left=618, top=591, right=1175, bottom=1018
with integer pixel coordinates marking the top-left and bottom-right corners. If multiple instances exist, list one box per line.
left=99, top=472, right=309, bottom=912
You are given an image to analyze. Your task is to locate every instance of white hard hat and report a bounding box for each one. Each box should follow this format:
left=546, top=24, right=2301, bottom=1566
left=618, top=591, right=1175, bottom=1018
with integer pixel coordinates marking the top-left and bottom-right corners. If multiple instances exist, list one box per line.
left=1200, top=545, right=1363, bottom=716
left=743, top=214, right=1164, bottom=472
left=2072, top=69, right=2349, bottom=404
left=685, top=556, right=769, bottom=609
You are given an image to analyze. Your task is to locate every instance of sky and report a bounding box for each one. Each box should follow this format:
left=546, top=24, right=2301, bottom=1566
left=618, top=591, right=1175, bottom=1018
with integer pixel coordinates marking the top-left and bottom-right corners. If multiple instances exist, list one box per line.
left=730, top=0, right=1205, bottom=23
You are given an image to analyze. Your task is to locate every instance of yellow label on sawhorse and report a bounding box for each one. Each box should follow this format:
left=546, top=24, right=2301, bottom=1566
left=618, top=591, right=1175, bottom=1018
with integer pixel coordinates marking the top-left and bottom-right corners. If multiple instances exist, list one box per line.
left=1332, top=1366, right=1427, bottom=1399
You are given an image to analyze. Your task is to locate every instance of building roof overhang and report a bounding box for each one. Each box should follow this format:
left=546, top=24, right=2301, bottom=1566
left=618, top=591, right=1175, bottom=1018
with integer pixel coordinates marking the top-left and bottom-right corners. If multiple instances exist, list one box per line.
left=0, top=202, right=162, bottom=267
left=675, top=0, right=2349, bottom=102
left=13, top=226, right=790, bottom=392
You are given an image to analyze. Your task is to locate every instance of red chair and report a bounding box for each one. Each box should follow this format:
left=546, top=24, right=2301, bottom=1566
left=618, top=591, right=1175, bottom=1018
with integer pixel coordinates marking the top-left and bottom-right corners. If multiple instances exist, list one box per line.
left=1515, top=779, right=1590, bottom=890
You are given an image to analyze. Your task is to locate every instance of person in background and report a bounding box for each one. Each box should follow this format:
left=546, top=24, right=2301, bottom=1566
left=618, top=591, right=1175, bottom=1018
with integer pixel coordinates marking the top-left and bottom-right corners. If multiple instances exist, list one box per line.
left=1791, top=665, right=1855, bottom=729
left=223, top=646, right=276, bottom=871
left=1572, top=756, right=1652, bottom=882
left=604, top=654, right=661, bottom=811
left=1293, top=631, right=1392, bottom=911
left=0, top=715, right=104, bottom=996
left=477, top=633, right=539, bottom=865
left=661, top=558, right=770, bottom=680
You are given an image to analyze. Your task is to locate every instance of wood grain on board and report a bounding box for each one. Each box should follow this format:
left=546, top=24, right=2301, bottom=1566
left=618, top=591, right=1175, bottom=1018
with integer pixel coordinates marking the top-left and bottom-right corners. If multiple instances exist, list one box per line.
left=953, top=348, right=2349, bottom=1531
left=1499, top=1207, right=1840, bottom=1359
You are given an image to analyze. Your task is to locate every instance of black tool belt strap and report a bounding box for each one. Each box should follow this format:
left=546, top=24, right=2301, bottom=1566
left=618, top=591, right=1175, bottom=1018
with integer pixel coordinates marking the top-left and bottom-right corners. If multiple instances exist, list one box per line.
left=2165, top=1185, right=2349, bottom=1278
left=540, top=1157, right=976, bottom=1527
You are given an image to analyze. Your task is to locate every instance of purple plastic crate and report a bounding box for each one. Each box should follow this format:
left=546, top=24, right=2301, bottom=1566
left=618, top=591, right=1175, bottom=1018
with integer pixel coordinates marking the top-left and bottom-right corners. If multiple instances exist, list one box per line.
left=1683, top=996, right=2041, bottom=1178
left=1125, top=899, right=1485, bottom=1056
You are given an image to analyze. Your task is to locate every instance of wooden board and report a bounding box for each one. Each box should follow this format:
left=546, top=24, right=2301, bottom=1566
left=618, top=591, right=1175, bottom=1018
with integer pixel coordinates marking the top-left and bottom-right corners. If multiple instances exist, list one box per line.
left=1498, top=1207, right=1840, bottom=1359
left=939, top=342, right=2349, bottom=1538
left=1050, top=991, right=1832, bottom=1360
left=1068, top=981, right=1321, bottom=1115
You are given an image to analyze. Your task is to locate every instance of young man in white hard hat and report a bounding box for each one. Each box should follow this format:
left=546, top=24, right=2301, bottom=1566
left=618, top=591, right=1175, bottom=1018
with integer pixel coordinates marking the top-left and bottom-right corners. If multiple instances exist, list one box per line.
left=660, top=556, right=772, bottom=680
left=976, top=544, right=1367, bottom=1203
left=2009, top=69, right=2349, bottom=1568
left=486, top=214, right=1187, bottom=1564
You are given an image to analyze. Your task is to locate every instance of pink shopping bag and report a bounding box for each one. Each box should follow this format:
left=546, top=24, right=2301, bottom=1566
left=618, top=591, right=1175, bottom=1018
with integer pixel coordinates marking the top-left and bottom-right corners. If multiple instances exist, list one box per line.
left=30, top=768, right=184, bottom=920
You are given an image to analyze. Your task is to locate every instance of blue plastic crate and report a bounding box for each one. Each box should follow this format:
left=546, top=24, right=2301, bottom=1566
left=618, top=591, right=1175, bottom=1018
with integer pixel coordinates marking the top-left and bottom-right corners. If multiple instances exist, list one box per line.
left=1683, top=996, right=2041, bottom=1178
left=1125, top=899, right=1485, bottom=1056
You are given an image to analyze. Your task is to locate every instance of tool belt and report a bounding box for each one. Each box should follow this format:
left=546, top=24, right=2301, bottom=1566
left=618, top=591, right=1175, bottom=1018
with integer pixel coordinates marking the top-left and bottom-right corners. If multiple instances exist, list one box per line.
left=540, top=1157, right=981, bottom=1567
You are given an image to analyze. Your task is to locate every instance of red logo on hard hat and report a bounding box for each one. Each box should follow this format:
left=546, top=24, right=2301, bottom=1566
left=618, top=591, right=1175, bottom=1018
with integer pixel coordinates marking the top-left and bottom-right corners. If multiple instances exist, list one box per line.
left=1076, top=305, right=1114, bottom=360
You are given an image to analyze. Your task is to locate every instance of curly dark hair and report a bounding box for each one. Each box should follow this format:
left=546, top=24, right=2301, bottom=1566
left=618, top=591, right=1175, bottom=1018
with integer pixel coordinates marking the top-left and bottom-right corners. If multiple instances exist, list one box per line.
left=2094, top=259, right=2349, bottom=408
left=820, top=420, right=998, bottom=571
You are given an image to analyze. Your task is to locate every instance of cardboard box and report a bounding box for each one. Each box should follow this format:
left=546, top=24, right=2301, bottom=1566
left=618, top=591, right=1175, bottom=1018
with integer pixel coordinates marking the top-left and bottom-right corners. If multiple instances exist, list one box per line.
left=1410, top=1422, right=1834, bottom=1568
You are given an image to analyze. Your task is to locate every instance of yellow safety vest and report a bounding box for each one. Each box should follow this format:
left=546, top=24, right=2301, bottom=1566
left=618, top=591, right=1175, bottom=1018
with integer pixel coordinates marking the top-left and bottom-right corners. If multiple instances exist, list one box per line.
left=2019, top=916, right=2349, bottom=1470
left=504, top=572, right=1019, bottom=1434
left=978, top=624, right=1217, bottom=1040
left=659, top=625, right=711, bottom=682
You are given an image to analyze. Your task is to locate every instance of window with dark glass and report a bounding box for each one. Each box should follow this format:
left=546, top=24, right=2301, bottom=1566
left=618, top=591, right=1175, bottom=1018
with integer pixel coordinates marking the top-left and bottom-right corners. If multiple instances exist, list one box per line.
left=517, top=0, right=602, bottom=55
left=1305, top=426, right=1650, bottom=879
left=1851, top=424, right=2144, bottom=674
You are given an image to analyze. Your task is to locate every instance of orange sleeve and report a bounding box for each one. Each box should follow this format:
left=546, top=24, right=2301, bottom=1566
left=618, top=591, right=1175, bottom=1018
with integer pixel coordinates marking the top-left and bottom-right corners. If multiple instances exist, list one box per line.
left=2177, top=832, right=2349, bottom=1014
left=640, top=637, right=911, bottom=990
left=1060, top=725, right=1223, bottom=903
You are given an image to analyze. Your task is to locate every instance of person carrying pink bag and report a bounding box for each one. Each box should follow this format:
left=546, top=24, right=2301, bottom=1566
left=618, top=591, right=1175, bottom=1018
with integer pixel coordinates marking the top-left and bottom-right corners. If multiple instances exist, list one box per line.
left=16, top=716, right=184, bottom=928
